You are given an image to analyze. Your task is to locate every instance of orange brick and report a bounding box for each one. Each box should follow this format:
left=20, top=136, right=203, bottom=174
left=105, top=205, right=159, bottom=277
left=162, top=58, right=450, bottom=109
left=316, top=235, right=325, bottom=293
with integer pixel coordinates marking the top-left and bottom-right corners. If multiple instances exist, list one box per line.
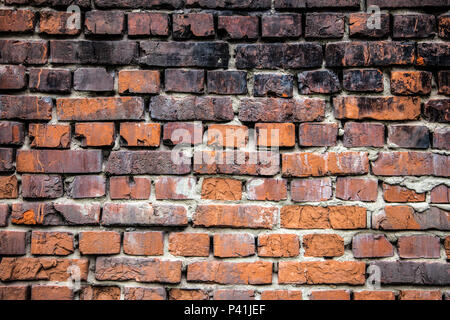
left=213, top=233, right=255, bottom=258
left=75, top=123, right=115, bottom=147
left=169, top=233, right=210, bottom=257
left=79, top=231, right=121, bottom=255
left=0, top=175, right=18, bottom=199
left=110, top=176, right=151, bottom=200
left=303, top=234, right=344, bottom=257
left=31, top=231, right=74, bottom=256
left=310, top=290, right=350, bottom=300
left=258, top=234, right=299, bottom=257
left=29, top=124, right=71, bottom=148
left=118, top=70, right=160, bottom=94
left=255, top=123, right=295, bottom=147
left=261, top=290, right=302, bottom=300
left=382, top=183, right=426, bottom=202
left=207, top=124, right=248, bottom=148
left=123, top=232, right=164, bottom=256
left=399, top=290, right=442, bottom=300
left=31, top=285, right=73, bottom=300
left=201, top=178, right=242, bottom=200
left=120, top=122, right=161, bottom=147
left=353, top=291, right=396, bottom=300
left=246, top=178, right=287, bottom=201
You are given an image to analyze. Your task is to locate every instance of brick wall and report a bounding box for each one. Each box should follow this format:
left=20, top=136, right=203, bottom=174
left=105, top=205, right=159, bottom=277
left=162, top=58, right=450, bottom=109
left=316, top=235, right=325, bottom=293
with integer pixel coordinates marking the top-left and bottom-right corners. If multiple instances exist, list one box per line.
left=0, top=0, right=449, bottom=301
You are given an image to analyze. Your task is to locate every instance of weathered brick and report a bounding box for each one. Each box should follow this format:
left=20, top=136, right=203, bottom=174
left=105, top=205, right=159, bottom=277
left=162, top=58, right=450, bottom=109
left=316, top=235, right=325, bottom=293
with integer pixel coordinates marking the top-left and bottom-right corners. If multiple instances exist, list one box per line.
left=165, top=69, right=204, bottom=93
left=303, top=234, right=344, bottom=257
left=382, top=183, right=426, bottom=203
left=169, top=233, right=210, bottom=257
left=254, top=74, right=294, bottom=98
left=173, top=13, right=214, bottom=39
left=95, top=0, right=183, bottom=8
left=398, top=235, right=441, bottom=259
left=110, top=176, right=151, bottom=200
left=400, top=290, right=442, bottom=300
left=80, top=286, right=121, bottom=300
left=187, top=261, right=272, bottom=285
left=430, top=185, right=449, bottom=204
left=352, top=234, right=394, bottom=258
left=246, top=178, right=287, bottom=201
left=438, top=71, right=450, bottom=95
left=150, top=96, right=233, bottom=121
left=79, top=231, right=121, bottom=255
left=239, top=98, right=325, bottom=122
left=310, top=290, right=350, bottom=300
left=214, top=290, right=255, bottom=300
left=22, top=175, right=63, bottom=199
left=262, top=14, right=301, bottom=38
left=281, top=205, right=366, bottom=229
left=0, top=231, right=27, bottom=255
left=334, top=96, right=421, bottom=120
left=0, top=96, right=52, bottom=120
left=416, top=43, right=450, bottom=66
left=29, top=124, right=71, bottom=149
left=423, top=99, right=449, bottom=123
left=439, top=13, right=450, bottom=39
left=353, top=291, right=396, bottom=300
left=326, top=41, right=415, bottom=67
left=256, top=123, right=295, bottom=147
left=275, top=0, right=360, bottom=8
left=155, top=177, right=196, bottom=200
left=127, top=12, right=169, bottom=36
left=75, top=123, right=115, bottom=147
left=85, top=11, right=125, bottom=35
left=186, top=0, right=271, bottom=9
left=39, top=11, right=81, bottom=35
left=31, top=231, right=74, bottom=256
left=118, top=70, right=160, bottom=94
left=124, top=287, right=166, bottom=300
left=120, top=123, right=161, bottom=147
left=0, top=176, right=18, bottom=199
left=391, top=71, right=432, bottom=95
left=0, top=258, right=89, bottom=281
left=370, top=261, right=450, bottom=285
left=0, top=65, right=26, bottom=90
left=17, top=150, right=102, bottom=173
left=298, top=123, right=338, bottom=147
left=218, top=16, right=259, bottom=40
left=433, top=127, right=450, bottom=150
left=0, top=40, right=48, bottom=64
left=388, top=125, right=430, bottom=149
left=124, top=232, right=164, bottom=256
left=343, top=122, right=385, bottom=148
left=207, top=124, right=248, bottom=148
left=446, top=237, right=450, bottom=259
left=260, top=290, right=302, bottom=300
left=193, top=205, right=276, bottom=229
left=50, top=40, right=137, bottom=65
left=0, top=121, right=24, bottom=145
left=367, top=0, right=448, bottom=8
left=213, top=233, right=255, bottom=258
left=279, top=261, right=366, bottom=285
left=68, top=176, right=105, bottom=199
left=0, top=204, right=9, bottom=227
left=73, top=68, right=114, bottom=92
left=236, top=43, right=323, bottom=69
left=201, top=178, right=242, bottom=201
left=336, top=177, right=378, bottom=202
left=0, top=9, right=35, bottom=33
left=29, top=68, right=71, bottom=93
left=31, top=285, right=73, bottom=300
left=101, top=203, right=188, bottom=227
left=95, top=257, right=182, bottom=283
left=207, top=70, right=247, bottom=95
left=258, top=234, right=299, bottom=257
left=291, top=178, right=333, bottom=202
left=193, top=151, right=279, bottom=176
left=282, top=152, right=369, bottom=177
left=163, top=122, right=203, bottom=146
left=349, top=13, right=390, bottom=38
left=343, top=69, right=384, bottom=92
left=306, top=13, right=344, bottom=38
left=139, top=41, right=229, bottom=68
left=393, top=14, right=436, bottom=38
left=169, top=289, right=209, bottom=301
left=0, top=148, right=14, bottom=172
left=298, top=70, right=341, bottom=94
left=0, top=285, right=27, bottom=300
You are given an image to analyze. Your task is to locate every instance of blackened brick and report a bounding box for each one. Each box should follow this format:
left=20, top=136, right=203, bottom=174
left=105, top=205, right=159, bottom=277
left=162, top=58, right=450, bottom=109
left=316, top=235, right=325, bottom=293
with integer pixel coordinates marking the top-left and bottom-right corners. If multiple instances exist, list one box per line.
left=417, top=43, right=450, bottom=67
left=388, top=125, right=430, bottom=149
left=29, top=68, right=71, bottom=93
left=173, top=13, right=214, bottom=39
left=73, top=68, right=114, bottom=92
left=128, top=12, right=169, bottom=36
left=298, top=70, right=341, bottom=94
left=423, top=99, right=449, bottom=123
left=85, top=11, right=125, bottom=35
left=262, top=14, right=302, bottom=38
left=438, top=71, right=450, bottom=95
left=218, top=16, right=259, bottom=40
left=343, top=69, right=384, bottom=92
left=165, top=69, right=204, bottom=93
left=207, top=71, right=247, bottom=95
left=0, top=40, right=48, bottom=65
left=254, top=74, right=294, bottom=98
left=0, top=122, right=25, bottom=145
left=393, top=14, right=436, bottom=39
left=349, top=13, right=390, bottom=38
left=0, top=65, right=26, bottom=90
left=305, top=13, right=344, bottom=38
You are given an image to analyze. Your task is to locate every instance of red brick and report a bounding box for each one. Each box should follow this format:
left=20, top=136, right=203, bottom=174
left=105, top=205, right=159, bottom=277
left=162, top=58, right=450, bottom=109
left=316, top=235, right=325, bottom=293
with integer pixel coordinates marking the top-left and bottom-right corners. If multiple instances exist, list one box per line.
left=79, top=231, right=121, bottom=255
left=187, top=261, right=272, bottom=285
left=310, top=290, right=350, bottom=300
left=169, top=233, right=210, bottom=257
left=1, top=148, right=16, bottom=172
left=430, top=185, right=449, bottom=204
left=173, top=13, right=214, bottom=39
left=262, top=14, right=302, bottom=38
left=21, top=174, right=63, bottom=199
left=391, top=71, right=432, bottom=95
left=110, top=176, right=151, bottom=200
left=73, top=68, right=114, bottom=92
left=281, top=205, right=366, bottom=230
left=124, top=287, right=166, bottom=300
left=186, top=0, right=271, bottom=8
left=214, top=290, right=255, bottom=300
left=163, top=122, right=203, bottom=146
left=0, top=121, right=24, bottom=146
left=75, top=123, right=115, bottom=147
left=118, top=70, right=160, bottom=94
left=201, top=178, right=242, bottom=201
left=31, top=231, right=74, bottom=256
left=120, top=122, right=160, bottom=147
left=169, top=289, right=209, bottom=300
left=0, top=285, right=27, bottom=300
left=352, top=234, right=394, bottom=258
left=261, top=290, right=302, bottom=300
left=207, top=124, right=248, bottom=148
left=68, top=175, right=106, bottom=199
left=343, top=69, right=384, bottom=92
left=155, top=177, right=196, bottom=200
left=258, top=234, right=299, bottom=257
left=124, top=232, right=164, bottom=256
left=246, top=178, right=287, bottom=201
left=0, top=9, right=35, bottom=32
left=0, top=230, right=27, bottom=255
left=282, top=152, right=369, bottom=177
left=207, top=70, right=247, bottom=95
left=31, top=285, right=73, bottom=300
left=29, top=68, right=71, bottom=93
left=291, top=178, right=333, bottom=202
left=165, top=69, right=204, bottom=93
left=0, top=204, right=9, bottom=227
left=433, top=127, right=450, bottom=150
left=218, top=16, right=259, bottom=40
left=85, top=11, right=124, bottom=35
left=80, top=286, right=121, bottom=300
left=306, top=13, right=344, bottom=38
left=303, top=234, right=344, bottom=257
left=353, top=291, right=396, bottom=300
left=343, top=122, right=385, bottom=147
left=445, top=237, right=450, bottom=259
left=336, top=177, right=378, bottom=202
left=128, top=12, right=169, bottom=36
left=399, top=290, right=442, bottom=300
left=255, top=123, right=295, bottom=147
left=0, top=65, right=26, bottom=89
left=299, top=123, right=338, bottom=147
left=39, top=11, right=81, bottom=35
left=29, top=124, right=70, bottom=149
left=279, top=261, right=365, bottom=285
left=194, top=205, right=276, bottom=229
left=0, top=96, right=52, bottom=121
left=382, top=183, right=425, bottom=203
left=0, top=175, right=18, bottom=199
left=349, top=13, right=390, bottom=38
left=0, top=40, right=48, bottom=65
left=213, top=233, right=255, bottom=258
left=398, top=235, right=441, bottom=259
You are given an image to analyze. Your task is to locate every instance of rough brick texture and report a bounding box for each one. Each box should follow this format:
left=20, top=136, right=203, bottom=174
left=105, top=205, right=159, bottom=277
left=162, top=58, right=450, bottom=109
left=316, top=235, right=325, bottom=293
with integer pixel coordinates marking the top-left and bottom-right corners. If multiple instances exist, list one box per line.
left=0, top=2, right=449, bottom=302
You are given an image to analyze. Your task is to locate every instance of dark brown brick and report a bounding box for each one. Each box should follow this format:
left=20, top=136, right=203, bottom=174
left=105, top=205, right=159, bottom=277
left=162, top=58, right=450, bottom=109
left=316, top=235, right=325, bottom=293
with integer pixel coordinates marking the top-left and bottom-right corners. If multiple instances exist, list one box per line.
left=173, top=13, right=214, bottom=39
left=0, top=40, right=48, bottom=65
left=433, top=128, right=450, bottom=150
left=207, top=70, right=247, bottom=95
left=398, top=235, right=441, bottom=259
left=423, top=99, right=449, bottom=123
left=417, top=43, right=450, bottom=67
left=0, top=231, right=27, bottom=255
left=68, top=176, right=106, bottom=199
left=262, top=14, right=301, bottom=38
left=0, top=96, right=52, bottom=121
left=438, top=71, right=450, bottom=95
left=0, top=148, right=15, bottom=172
left=388, top=125, right=430, bottom=149
left=306, top=13, right=344, bottom=38
left=299, top=123, right=338, bottom=147
left=163, top=122, right=203, bottom=146
left=165, top=69, right=204, bottom=93
left=29, top=68, right=71, bottom=93
left=85, top=11, right=125, bottom=35
left=73, top=68, right=114, bottom=92
left=439, top=13, right=450, bottom=39
left=393, top=14, right=436, bottom=38
left=275, top=0, right=360, bottom=8
left=95, top=0, right=183, bottom=8
left=0, top=121, right=24, bottom=145
left=128, top=12, right=169, bottom=36
left=0, top=9, right=35, bottom=33
left=218, top=16, right=259, bottom=40
left=254, top=74, right=293, bottom=98
left=349, top=13, right=390, bottom=38
left=343, top=122, right=385, bottom=148
left=343, top=69, right=384, bottom=92
left=298, top=70, right=341, bottom=94
left=0, top=65, right=26, bottom=90
left=186, top=0, right=271, bottom=9
left=431, top=185, right=449, bottom=204
left=22, top=175, right=63, bottom=199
